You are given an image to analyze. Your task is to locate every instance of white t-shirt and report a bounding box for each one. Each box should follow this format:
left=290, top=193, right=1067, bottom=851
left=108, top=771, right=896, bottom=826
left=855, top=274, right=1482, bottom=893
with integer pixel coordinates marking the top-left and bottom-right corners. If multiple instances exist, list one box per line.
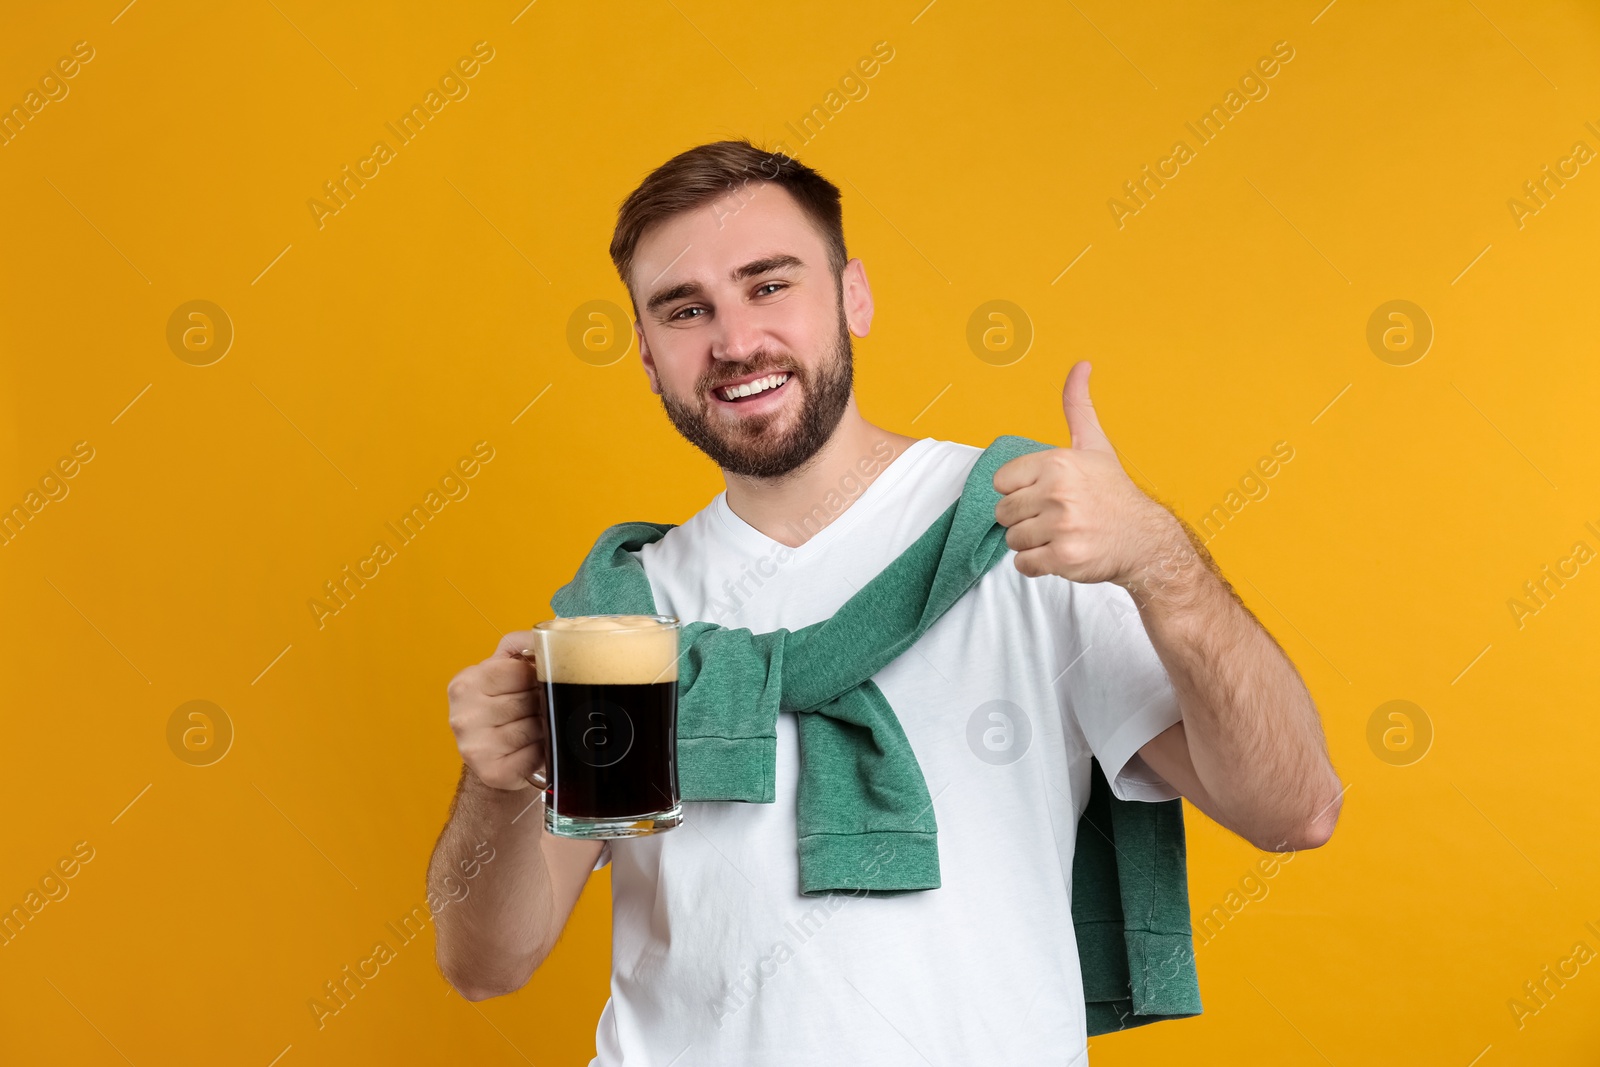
left=585, top=436, right=1185, bottom=1066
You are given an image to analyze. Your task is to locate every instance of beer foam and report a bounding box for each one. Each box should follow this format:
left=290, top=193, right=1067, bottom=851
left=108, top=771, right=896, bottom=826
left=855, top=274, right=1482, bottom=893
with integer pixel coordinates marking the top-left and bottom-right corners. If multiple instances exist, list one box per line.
left=534, top=614, right=680, bottom=685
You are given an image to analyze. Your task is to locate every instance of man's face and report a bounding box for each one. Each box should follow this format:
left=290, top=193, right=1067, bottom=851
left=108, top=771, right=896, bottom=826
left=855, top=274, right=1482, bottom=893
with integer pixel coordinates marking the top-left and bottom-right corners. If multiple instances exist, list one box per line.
left=630, top=182, right=860, bottom=479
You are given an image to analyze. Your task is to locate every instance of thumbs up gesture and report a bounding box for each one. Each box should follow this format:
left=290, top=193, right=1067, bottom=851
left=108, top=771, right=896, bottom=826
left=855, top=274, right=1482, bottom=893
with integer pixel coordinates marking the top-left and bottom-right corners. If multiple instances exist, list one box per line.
left=993, top=361, right=1189, bottom=592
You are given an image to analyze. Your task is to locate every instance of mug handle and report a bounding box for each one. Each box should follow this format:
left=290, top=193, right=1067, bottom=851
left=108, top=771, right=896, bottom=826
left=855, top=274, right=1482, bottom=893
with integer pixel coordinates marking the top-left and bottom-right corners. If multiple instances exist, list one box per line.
left=516, top=645, right=551, bottom=794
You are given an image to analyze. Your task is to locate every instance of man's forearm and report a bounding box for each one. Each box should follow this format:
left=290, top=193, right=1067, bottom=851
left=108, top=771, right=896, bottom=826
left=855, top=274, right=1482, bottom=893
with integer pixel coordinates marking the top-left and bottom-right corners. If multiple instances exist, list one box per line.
left=987, top=361, right=1342, bottom=847
left=1127, top=518, right=1343, bottom=850
left=429, top=766, right=557, bottom=999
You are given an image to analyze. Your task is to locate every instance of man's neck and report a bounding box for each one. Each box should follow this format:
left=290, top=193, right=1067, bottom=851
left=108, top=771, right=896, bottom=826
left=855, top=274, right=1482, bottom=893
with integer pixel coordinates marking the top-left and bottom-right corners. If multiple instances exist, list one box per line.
left=723, top=409, right=921, bottom=549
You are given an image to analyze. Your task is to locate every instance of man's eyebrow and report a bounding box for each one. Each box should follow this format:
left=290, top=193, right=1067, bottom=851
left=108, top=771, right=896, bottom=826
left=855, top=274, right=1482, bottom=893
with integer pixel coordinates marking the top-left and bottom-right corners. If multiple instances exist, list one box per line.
left=644, top=280, right=699, bottom=316
left=644, top=254, right=806, bottom=316
left=730, top=254, right=804, bottom=282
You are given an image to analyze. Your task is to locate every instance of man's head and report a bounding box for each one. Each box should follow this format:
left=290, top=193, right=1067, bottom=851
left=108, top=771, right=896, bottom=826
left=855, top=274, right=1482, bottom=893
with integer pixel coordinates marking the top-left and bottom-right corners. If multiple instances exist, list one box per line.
left=609, top=140, right=873, bottom=479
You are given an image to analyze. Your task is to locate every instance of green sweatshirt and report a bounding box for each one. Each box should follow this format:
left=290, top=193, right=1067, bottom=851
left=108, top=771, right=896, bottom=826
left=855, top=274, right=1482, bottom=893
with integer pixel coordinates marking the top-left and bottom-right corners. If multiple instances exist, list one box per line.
left=550, top=433, right=1202, bottom=1033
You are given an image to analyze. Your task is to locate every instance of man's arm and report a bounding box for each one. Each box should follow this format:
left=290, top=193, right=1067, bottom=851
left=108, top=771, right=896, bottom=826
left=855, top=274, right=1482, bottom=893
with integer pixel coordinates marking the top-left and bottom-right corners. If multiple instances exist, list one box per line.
left=992, top=360, right=1343, bottom=853
left=429, top=765, right=604, bottom=999
left=431, top=631, right=606, bottom=1000
left=1124, top=523, right=1344, bottom=852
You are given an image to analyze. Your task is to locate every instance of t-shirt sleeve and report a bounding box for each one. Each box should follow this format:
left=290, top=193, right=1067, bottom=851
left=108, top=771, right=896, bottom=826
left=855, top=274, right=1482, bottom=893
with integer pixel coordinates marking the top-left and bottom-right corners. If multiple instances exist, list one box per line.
left=593, top=841, right=612, bottom=871
left=1057, top=579, right=1185, bottom=803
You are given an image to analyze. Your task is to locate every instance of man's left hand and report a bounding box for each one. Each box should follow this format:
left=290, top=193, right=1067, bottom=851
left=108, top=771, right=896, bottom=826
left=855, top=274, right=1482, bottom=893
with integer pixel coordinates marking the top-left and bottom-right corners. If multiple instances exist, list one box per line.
left=992, top=361, right=1189, bottom=592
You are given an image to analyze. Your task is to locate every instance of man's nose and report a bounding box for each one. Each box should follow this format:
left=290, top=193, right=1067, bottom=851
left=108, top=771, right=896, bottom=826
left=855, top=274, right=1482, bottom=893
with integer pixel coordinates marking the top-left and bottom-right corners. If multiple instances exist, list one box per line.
left=709, top=298, right=766, bottom=364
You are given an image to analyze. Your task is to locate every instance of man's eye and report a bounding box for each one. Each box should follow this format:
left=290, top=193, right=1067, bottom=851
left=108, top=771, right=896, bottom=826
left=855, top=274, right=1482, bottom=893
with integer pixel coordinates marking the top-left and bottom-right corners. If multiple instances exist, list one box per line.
left=671, top=306, right=705, bottom=321
left=756, top=282, right=786, bottom=296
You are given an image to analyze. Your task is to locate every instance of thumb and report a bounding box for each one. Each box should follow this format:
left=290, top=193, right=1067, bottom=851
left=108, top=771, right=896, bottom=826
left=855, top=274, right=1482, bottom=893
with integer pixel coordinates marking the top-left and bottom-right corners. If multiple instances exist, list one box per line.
left=1062, top=361, right=1113, bottom=452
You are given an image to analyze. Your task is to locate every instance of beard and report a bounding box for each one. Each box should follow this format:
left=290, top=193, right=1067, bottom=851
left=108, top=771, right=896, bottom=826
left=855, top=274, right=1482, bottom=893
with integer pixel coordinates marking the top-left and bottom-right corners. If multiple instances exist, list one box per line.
left=658, top=301, right=855, bottom=479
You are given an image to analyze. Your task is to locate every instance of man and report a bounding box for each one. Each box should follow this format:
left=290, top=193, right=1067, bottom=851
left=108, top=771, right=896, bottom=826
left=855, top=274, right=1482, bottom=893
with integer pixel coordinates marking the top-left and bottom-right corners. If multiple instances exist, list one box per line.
left=429, top=139, right=1343, bottom=1064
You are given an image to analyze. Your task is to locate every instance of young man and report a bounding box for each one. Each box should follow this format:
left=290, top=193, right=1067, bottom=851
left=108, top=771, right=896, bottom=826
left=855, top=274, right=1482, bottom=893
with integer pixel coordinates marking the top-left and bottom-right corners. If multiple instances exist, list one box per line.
left=430, top=140, right=1343, bottom=1064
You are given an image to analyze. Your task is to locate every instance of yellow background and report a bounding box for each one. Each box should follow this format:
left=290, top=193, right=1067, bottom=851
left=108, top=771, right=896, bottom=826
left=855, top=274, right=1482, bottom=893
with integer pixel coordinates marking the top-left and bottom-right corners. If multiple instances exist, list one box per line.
left=3, top=0, right=1598, bottom=1063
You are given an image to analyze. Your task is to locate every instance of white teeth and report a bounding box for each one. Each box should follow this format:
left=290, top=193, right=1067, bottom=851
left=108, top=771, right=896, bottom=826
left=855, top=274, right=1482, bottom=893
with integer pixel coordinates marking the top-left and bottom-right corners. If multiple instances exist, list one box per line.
left=720, top=373, right=790, bottom=401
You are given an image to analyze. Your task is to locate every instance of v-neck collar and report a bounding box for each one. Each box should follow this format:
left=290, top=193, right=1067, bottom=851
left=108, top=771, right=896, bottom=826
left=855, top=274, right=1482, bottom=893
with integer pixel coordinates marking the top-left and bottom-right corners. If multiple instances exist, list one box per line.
left=709, top=437, right=939, bottom=562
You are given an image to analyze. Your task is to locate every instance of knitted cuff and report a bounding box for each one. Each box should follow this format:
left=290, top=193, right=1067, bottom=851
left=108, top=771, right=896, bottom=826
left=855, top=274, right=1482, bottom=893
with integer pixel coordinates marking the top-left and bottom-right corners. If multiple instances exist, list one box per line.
left=678, top=736, right=777, bottom=803
left=796, top=829, right=941, bottom=896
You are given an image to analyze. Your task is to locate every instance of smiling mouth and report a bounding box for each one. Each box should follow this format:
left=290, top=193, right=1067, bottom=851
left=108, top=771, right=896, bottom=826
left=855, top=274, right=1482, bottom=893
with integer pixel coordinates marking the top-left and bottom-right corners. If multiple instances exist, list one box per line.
left=712, top=371, right=793, bottom=404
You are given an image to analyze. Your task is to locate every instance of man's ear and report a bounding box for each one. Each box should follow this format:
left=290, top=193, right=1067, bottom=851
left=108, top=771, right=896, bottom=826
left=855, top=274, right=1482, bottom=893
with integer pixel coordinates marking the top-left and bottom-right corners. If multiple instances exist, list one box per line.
left=842, top=258, right=874, bottom=338
left=636, top=319, right=660, bottom=394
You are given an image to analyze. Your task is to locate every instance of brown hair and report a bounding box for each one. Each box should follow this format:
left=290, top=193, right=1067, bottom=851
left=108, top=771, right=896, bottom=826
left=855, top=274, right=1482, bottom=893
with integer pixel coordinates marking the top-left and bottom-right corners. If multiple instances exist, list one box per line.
left=608, top=139, right=849, bottom=315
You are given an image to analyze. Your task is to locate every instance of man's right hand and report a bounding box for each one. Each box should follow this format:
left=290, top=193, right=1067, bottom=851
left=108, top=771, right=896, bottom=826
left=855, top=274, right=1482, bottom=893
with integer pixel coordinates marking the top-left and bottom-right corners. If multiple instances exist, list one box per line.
left=447, top=631, right=549, bottom=792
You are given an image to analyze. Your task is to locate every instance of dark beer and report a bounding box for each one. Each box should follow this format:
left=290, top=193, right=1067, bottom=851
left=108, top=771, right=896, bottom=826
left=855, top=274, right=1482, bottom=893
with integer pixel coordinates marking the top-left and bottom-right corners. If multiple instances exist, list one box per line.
left=543, top=680, right=678, bottom=818
left=532, top=614, right=683, bottom=838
